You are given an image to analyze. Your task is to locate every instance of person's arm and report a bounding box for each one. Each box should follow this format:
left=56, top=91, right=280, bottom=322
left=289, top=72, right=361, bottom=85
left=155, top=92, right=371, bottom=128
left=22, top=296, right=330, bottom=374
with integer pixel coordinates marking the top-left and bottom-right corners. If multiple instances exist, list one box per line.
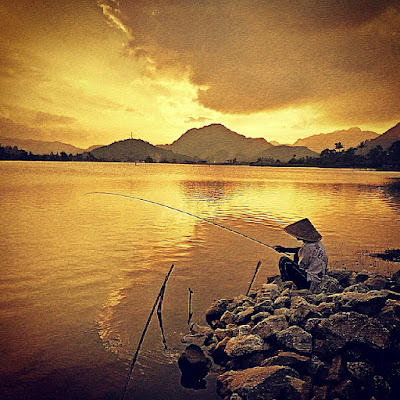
left=274, top=246, right=300, bottom=263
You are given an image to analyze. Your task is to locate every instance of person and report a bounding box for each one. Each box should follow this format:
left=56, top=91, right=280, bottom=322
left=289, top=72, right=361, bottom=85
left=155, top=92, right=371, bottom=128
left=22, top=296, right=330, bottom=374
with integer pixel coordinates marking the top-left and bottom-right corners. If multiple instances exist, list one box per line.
left=274, top=218, right=328, bottom=291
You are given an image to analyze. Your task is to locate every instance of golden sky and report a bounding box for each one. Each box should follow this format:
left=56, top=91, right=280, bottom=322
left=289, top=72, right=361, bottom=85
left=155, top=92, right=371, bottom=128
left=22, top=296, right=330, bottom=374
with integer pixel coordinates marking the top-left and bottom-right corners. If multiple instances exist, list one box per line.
left=0, top=0, right=399, bottom=148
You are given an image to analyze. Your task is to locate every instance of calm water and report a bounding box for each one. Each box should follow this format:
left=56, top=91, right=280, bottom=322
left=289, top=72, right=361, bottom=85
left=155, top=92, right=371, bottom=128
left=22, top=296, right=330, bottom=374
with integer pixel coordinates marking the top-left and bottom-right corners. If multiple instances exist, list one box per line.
left=1, top=162, right=400, bottom=400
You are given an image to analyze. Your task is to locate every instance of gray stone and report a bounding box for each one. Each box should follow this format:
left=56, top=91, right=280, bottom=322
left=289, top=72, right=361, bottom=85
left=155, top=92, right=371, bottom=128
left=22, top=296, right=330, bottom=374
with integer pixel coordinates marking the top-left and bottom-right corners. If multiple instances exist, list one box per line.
left=251, top=311, right=271, bottom=324
left=332, top=291, right=389, bottom=316
left=217, top=366, right=305, bottom=400
left=313, top=276, right=343, bottom=295
left=225, top=334, right=264, bottom=357
left=346, top=361, right=374, bottom=381
left=235, top=306, right=255, bottom=325
left=343, top=283, right=370, bottom=293
left=274, top=295, right=291, bottom=309
left=252, top=314, right=289, bottom=340
left=261, top=351, right=310, bottom=371
left=206, top=299, right=230, bottom=326
left=289, top=296, right=321, bottom=326
left=315, top=311, right=390, bottom=352
left=276, top=326, right=313, bottom=354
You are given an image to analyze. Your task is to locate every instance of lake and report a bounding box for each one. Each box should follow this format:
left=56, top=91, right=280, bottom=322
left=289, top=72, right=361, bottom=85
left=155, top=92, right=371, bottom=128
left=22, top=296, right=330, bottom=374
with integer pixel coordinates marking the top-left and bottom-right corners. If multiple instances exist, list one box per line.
left=1, top=161, right=399, bottom=400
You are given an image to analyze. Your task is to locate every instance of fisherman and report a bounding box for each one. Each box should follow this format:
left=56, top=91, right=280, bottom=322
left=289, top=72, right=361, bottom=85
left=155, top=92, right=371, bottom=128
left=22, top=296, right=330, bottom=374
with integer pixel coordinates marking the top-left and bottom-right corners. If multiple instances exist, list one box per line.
left=274, top=218, right=328, bottom=291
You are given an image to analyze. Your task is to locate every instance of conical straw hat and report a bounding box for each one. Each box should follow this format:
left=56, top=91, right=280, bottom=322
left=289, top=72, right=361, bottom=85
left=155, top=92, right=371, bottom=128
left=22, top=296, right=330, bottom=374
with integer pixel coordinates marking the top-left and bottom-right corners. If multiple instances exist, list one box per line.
left=284, top=218, right=322, bottom=242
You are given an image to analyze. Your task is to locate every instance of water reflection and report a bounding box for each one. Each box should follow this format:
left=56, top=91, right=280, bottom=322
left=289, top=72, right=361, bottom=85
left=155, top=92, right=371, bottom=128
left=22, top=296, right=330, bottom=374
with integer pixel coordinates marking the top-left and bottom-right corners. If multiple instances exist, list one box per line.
left=1, top=162, right=400, bottom=400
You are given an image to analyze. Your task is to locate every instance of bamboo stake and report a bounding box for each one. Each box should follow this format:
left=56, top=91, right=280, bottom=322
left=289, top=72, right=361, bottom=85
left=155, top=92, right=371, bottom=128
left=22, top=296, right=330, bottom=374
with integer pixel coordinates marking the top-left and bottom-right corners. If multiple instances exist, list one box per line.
left=187, top=287, right=194, bottom=326
left=121, top=264, right=175, bottom=400
left=246, top=261, right=262, bottom=296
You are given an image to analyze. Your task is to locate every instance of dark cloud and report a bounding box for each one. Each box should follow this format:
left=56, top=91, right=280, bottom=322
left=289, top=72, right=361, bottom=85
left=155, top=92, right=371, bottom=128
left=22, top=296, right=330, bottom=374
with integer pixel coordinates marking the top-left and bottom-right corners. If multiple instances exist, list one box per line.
left=34, top=111, right=76, bottom=125
left=99, top=0, right=400, bottom=125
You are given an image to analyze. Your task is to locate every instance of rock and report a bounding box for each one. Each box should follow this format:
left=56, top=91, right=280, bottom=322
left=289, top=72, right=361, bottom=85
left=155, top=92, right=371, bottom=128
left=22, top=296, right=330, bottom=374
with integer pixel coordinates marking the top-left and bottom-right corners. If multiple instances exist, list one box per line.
left=355, top=272, right=371, bottom=283
left=254, top=299, right=274, bottom=313
left=178, top=344, right=210, bottom=389
left=330, top=379, right=356, bottom=400
left=251, top=314, right=289, bottom=340
left=311, top=385, right=328, bottom=400
left=331, top=291, right=389, bottom=316
left=224, top=334, right=264, bottom=358
left=235, top=307, right=255, bottom=325
left=206, top=299, right=230, bottom=327
left=326, top=354, right=345, bottom=382
left=221, top=310, right=236, bottom=325
left=289, top=296, right=321, bottom=326
left=343, top=283, right=370, bottom=293
left=276, top=326, right=313, bottom=354
left=258, top=284, right=281, bottom=301
left=261, top=351, right=310, bottom=372
left=373, top=375, right=391, bottom=400
left=315, top=311, right=390, bottom=352
left=316, top=302, right=338, bottom=316
left=346, top=361, right=374, bottom=381
left=217, top=365, right=306, bottom=400
left=274, top=307, right=291, bottom=318
left=365, top=275, right=389, bottom=290
left=313, top=276, right=343, bottom=295
left=251, top=311, right=271, bottom=324
left=274, top=295, right=291, bottom=309
left=328, top=270, right=353, bottom=287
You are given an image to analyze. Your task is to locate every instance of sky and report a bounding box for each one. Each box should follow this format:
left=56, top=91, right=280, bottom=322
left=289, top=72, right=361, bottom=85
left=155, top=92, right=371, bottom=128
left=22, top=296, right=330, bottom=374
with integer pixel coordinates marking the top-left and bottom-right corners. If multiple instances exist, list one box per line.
left=0, top=0, right=399, bottom=148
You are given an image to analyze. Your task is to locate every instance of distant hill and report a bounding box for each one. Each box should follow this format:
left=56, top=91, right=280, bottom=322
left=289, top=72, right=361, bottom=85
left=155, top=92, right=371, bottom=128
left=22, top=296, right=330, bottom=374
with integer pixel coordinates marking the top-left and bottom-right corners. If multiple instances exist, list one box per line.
left=158, top=123, right=273, bottom=163
left=86, top=139, right=194, bottom=163
left=358, top=122, right=400, bottom=154
left=256, top=145, right=319, bottom=162
left=293, top=127, right=379, bottom=153
left=0, top=135, right=101, bottom=155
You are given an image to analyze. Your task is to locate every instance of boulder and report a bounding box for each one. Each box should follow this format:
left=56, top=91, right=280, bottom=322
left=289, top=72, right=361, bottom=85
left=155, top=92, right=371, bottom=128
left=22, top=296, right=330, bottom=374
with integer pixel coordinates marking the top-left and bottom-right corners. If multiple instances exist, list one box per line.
left=217, top=365, right=308, bottom=400
left=261, top=351, right=310, bottom=372
left=315, top=311, right=390, bottom=352
left=313, top=276, right=343, bottom=295
left=276, top=326, right=313, bottom=354
left=289, top=296, right=321, bottom=326
left=178, top=344, right=211, bottom=389
left=251, top=314, right=289, bottom=340
left=330, top=291, right=389, bottom=316
left=206, top=299, right=230, bottom=327
left=346, top=361, right=374, bottom=381
left=224, top=334, right=264, bottom=358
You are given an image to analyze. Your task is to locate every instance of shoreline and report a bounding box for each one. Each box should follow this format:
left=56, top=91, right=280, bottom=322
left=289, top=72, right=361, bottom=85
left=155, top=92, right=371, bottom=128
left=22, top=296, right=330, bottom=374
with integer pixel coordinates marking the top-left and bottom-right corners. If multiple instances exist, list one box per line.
left=179, top=269, right=400, bottom=400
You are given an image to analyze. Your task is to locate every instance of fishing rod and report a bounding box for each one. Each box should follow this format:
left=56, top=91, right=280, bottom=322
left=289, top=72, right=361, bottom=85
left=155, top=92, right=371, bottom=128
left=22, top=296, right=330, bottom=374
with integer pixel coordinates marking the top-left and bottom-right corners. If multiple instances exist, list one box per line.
left=86, top=191, right=279, bottom=251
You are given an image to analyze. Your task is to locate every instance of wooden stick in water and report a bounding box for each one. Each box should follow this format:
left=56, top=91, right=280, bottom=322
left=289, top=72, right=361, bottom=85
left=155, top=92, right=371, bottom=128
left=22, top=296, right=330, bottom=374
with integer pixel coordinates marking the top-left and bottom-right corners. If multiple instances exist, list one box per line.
left=187, top=287, right=194, bottom=326
left=246, top=261, right=262, bottom=296
left=121, top=264, right=175, bottom=400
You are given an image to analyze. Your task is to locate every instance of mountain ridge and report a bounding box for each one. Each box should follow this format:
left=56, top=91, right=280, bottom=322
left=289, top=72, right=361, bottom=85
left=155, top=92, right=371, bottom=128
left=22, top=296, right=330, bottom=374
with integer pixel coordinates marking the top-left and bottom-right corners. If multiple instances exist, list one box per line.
left=293, top=127, right=379, bottom=153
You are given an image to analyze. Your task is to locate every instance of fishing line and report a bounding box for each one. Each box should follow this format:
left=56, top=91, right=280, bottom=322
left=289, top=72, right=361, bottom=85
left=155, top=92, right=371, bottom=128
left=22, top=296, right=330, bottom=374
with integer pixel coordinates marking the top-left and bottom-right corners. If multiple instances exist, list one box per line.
left=86, top=191, right=279, bottom=251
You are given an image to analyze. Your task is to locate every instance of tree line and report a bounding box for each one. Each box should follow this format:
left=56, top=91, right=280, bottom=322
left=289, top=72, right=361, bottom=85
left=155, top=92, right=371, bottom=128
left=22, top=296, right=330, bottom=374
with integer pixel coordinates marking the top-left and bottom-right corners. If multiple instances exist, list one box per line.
left=1, top=141, right=400, bottom=170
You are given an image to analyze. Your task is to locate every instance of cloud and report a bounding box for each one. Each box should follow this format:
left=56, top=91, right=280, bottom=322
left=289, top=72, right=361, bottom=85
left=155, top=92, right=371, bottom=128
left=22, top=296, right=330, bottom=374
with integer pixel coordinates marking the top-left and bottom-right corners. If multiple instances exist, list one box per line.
left=33, top=111, right=76, bottom=126
left=184, top=116, right=211, bottom=124
left=98, top=0, right=400, bottom=125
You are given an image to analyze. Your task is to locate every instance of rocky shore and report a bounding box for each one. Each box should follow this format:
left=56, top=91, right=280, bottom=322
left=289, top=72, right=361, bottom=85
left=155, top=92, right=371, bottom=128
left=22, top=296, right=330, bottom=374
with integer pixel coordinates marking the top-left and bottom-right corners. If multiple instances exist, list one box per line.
left=179, top=269, right=400, bottom=400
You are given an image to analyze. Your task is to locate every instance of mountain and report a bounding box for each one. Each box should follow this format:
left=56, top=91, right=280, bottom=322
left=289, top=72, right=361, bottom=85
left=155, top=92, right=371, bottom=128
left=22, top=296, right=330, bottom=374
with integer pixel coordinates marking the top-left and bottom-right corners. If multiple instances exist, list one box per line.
left=256, top=145, right=319, bottom=162
left=0, top=135, right=104, bottom=155
left=86, top=139, right=194, bottom=163
left=293, top=127, right=379, bottom=153
left=157, top=123, right=273, bottom=163
left=358, top=122, right=400, bottom=154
